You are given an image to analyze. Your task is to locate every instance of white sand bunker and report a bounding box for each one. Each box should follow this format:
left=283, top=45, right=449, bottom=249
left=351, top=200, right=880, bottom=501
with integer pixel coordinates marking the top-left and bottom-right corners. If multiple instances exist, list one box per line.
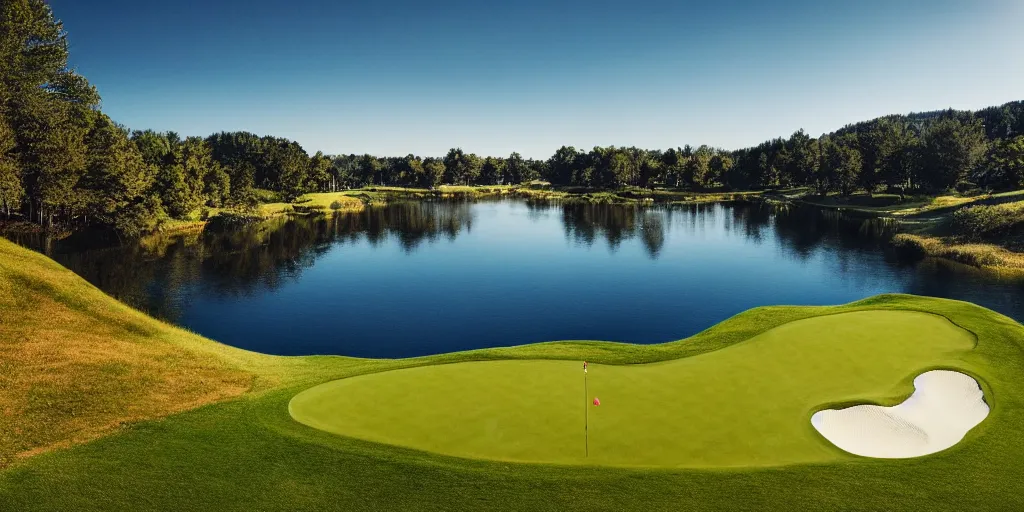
left=811, top=370, right=989, bottom=458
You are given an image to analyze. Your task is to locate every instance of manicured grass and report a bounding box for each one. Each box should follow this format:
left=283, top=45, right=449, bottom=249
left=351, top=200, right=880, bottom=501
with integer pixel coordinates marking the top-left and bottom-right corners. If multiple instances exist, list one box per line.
left=3, top=237, right=1024, bottom=510
left=257, top=201, right=295, bottom=216
left=259, top=192, right=366, bottom=216
left=293, top=360, right=587, bottom=464
left=291, top=311, right=974, bottom=467
left=294, top=192, right=366, bottom=212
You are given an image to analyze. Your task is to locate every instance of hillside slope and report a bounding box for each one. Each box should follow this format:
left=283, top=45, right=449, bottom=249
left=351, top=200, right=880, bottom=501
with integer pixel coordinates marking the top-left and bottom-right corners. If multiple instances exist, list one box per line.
left=0, top=238, right=295, bottom=467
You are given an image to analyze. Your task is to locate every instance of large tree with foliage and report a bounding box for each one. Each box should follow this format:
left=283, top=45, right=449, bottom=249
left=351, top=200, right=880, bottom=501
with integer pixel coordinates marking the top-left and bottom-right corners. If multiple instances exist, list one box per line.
left=687, top=145, right=715, bottom=189
left=442, top=148, right=464, bottom=185
left=0, top=113, right=22, bottom=217
left=503, top=152, right=527, bottom=184
left=1, top=0, right=99, bottom=226
left=307, top=151, right=332, bottom=192
left=977, top=136, right=1024, bottom=190
left=82, top=114, right=159, bottom=235
left=479, top=156, right=505, bottom=185
left=817, top=136, right=862, bottom=195
left=919, top=117, right=988, bottom=191
left=355, top=154, right=379, bottom=186
left=421, top=158, right=444, bottom=188
left=545, top=146, right=581, bottom=185
left=874, top=118, right=921, bottom=192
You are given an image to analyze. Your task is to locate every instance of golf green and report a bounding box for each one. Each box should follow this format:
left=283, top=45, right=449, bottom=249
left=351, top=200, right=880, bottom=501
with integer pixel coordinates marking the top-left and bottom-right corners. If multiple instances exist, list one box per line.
left=290, top=310, right=980, bottom=467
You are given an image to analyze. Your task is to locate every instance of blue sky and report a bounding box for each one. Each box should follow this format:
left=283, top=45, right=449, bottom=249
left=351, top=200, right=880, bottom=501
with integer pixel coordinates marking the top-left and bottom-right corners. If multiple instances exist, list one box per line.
left=50, top=0, right=1024, bottom=158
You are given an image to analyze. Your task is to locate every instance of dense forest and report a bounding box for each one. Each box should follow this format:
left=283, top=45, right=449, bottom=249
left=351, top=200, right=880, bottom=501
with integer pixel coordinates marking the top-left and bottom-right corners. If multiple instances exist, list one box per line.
left=2, top=1, right=1023, bottom=237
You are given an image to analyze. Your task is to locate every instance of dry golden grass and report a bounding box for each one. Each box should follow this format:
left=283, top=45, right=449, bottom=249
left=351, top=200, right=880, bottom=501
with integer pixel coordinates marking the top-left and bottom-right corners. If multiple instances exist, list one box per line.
left=892, top=233, right=1024, bottom=272
left=0, top=239, right=300, bottom=467
left=0, top=237, right=371, bottom=467
left=929, top=195, right=976, bottom=208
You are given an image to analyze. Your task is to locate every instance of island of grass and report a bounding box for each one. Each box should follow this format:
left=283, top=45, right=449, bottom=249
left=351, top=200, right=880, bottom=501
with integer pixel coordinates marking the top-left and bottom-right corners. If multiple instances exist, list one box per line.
left=1, top=237, right=1023, bottom=510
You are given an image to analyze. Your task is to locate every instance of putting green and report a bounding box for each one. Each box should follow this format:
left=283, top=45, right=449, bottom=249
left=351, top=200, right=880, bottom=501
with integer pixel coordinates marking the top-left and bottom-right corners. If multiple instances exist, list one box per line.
left=289, top=311, right=979, bottom=467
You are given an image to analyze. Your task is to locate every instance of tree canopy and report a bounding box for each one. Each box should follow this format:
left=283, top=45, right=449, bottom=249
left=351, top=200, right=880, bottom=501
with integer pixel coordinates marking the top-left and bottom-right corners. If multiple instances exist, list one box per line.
left=1, top=2, right=1022, bottom=237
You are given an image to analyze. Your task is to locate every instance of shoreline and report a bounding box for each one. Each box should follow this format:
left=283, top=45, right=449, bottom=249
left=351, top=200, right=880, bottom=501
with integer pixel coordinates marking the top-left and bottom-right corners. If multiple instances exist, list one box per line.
left=891, top=234, right=1024, bottom=274
left=786, top=190, right=1024, bottom=274
left=10, top=185, right=1024, bottom=275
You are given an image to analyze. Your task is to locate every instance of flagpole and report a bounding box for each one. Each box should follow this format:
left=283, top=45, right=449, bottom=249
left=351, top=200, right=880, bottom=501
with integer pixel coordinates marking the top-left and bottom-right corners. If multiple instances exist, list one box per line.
left=584, top=362, right=589, bottom=458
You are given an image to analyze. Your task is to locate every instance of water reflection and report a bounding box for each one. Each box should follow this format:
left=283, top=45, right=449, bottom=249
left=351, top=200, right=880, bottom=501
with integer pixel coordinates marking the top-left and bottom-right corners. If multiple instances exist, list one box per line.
left=561, top=204, right=669, bottom=258
left=10, top=199, right=1024, bottom=357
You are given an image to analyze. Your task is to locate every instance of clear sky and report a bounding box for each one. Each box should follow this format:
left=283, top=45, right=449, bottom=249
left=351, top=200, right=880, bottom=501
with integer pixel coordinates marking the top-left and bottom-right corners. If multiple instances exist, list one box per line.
left=49, top=0, right=1024, bottom=159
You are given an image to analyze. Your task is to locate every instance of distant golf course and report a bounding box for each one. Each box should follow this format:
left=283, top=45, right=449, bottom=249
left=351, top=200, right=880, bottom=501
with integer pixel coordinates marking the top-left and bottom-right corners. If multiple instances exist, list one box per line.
left=1, top=237, right=1023, bottom=511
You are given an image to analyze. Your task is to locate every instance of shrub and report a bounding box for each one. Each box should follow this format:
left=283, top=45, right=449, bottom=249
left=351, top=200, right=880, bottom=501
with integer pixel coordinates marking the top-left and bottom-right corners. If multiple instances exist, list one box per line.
left=292, top=204, right=327, bottom=215
left=329, top=200, right=343, bottom=210
left=891, top=233, right=933, bottom=260
left=253, top=188, right=284, bottom=203
left=207, top=211, right=264, bottom=229
left=952, top=201, right=1024, bottom=240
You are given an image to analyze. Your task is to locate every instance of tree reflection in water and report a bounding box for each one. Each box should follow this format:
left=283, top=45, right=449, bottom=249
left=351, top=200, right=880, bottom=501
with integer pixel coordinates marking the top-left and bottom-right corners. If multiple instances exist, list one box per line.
left=10, top=198, right=1024, bottom=334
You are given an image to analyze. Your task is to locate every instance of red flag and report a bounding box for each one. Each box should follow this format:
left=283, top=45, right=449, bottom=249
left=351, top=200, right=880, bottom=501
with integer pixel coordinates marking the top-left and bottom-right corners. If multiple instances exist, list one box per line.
left=583, top=361, right=588, bottom=373
left=593, top=397, right=601, bottom=406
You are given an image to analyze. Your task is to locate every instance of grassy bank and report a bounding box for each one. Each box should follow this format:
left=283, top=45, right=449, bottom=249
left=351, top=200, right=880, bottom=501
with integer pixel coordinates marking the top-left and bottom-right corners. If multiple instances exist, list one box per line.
left=144, top=191, right=367, bottom=237
left=0, top=238, right=354, bottom=467
left=790, top=189, right=1024, bottom=272
left=301, top=184, right=765, bottom=206
left=3, top=237, right=1024, bottom=510
left=796, top=189, right=1024, bottom=218
left=262, top=192, right=366, bottom=215
left=3, top=185, right=766, bottom=242
left=892, top=233, right=1024, bottom=273
left=512, top=186, right=764, bottom=205
left=889, top=198, right=1024, bottom=272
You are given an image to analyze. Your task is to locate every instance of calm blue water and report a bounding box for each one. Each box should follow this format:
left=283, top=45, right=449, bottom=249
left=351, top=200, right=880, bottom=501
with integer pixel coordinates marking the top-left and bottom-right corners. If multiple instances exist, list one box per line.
left=20, top=200, right=1024, bottom=357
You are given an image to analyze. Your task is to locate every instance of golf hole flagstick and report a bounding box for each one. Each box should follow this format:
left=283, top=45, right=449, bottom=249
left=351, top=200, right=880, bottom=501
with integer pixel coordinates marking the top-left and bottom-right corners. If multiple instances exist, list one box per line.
left=584, top=361, right=589, bottom=457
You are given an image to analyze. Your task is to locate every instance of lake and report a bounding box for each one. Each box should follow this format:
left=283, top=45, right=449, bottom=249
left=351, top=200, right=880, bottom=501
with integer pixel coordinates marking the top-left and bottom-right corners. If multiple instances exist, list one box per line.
left=13, top=200, right=1024, bottom=358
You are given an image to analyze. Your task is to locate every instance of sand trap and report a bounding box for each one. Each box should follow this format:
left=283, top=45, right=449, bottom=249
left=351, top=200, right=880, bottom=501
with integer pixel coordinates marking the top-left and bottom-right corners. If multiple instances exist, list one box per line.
left=811, top=370, right=989, bottom=458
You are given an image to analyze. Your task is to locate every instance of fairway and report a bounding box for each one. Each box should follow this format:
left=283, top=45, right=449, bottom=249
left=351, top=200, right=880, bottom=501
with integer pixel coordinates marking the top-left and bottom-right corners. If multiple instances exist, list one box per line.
left=290, top=310, right=980, bottom=467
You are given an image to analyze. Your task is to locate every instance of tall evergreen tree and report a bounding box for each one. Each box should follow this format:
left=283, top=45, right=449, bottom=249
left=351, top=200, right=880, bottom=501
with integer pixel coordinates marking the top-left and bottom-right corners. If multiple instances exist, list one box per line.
left=82, top=114, right=159, bottom=235
left=0, top=113, right=22, bottom=218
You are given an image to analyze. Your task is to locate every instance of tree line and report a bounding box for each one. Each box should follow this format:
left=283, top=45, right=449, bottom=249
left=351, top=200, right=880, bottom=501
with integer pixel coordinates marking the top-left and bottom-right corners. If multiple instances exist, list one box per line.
left=2, top=1, right=1023, bottom=237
